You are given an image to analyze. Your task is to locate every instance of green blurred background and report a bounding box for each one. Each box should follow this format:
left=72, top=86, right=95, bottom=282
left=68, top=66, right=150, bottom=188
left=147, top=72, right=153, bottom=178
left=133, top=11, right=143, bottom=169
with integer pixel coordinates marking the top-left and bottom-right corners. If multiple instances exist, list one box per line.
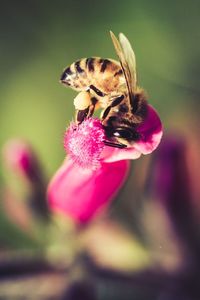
left=1, top=0, right=200, bottom=177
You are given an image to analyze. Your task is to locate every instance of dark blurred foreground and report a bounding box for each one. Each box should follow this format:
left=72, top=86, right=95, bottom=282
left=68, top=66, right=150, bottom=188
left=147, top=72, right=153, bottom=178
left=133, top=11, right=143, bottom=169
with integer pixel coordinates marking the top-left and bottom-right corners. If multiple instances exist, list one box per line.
left=0, top=133, right=200, bottom=299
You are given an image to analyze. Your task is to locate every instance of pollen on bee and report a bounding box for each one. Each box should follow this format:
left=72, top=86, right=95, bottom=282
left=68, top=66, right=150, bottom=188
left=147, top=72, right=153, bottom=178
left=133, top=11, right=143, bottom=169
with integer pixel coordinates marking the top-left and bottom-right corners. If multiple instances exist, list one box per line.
left=73, top=91, right=91, bottom=110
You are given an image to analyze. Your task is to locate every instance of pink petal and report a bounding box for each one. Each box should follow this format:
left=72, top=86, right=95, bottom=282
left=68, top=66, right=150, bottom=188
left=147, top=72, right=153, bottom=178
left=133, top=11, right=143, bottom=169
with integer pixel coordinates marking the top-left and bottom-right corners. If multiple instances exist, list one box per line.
left=101, top=146, right=142, bottom=163
left=134, top=105, right=163, bottom=154
left=101, top=105, right=163, bottom=162
left=47, top=159, right=130, bottom=223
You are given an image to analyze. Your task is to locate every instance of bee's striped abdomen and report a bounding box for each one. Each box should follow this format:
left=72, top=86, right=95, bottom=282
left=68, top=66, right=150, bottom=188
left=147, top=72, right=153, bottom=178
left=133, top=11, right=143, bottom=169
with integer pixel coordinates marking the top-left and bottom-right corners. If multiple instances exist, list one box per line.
left=60, top=57, right=124, bottom=94
left=60, top=66, right=73, bottom=81
left=86, top=58, right=95, bottom=72
left=60, top=59, right=88, bottom=90
left=99, top=59, right=112, bottom=72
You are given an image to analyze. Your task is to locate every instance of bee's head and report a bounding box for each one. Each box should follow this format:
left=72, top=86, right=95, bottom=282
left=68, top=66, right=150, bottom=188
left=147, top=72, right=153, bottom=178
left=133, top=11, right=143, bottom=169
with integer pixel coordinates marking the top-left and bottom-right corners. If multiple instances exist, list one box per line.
left=104, top=125, right=141, bottom=148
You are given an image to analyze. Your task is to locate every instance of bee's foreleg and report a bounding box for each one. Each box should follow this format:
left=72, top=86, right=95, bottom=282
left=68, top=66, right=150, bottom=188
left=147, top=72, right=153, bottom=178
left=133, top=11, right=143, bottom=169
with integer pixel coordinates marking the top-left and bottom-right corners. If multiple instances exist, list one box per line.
left=103, top=140, right=127, bottom=149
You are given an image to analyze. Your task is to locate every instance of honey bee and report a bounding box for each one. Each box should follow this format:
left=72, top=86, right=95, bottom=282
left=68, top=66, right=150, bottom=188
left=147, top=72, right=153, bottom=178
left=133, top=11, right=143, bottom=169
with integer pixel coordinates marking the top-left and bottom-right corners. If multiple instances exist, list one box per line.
left=60, top=32, right=147, bottom=148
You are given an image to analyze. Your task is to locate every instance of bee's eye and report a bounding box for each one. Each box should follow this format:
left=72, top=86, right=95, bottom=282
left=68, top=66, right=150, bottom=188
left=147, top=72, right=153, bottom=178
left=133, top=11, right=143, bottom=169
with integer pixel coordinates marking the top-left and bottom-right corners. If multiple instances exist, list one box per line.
left=113, top=127, right=134, bottom=140
left=112, top=127, right=141, bottom=141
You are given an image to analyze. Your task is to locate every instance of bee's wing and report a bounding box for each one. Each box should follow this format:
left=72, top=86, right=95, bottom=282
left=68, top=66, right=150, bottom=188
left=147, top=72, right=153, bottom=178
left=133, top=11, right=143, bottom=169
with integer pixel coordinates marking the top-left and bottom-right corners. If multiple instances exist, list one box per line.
left=110, top=31, right=137, bottom=98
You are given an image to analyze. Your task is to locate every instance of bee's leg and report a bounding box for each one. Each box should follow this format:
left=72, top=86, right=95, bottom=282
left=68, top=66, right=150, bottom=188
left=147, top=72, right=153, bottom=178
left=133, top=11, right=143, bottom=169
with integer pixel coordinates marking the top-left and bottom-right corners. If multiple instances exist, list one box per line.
left=103, top=140, right=127, bottom=149
left=76, top=107, right=90, bottom=124
left=89, top=85, right=105, bottom=97
left=101, top=105, right=112, bottom=120
left=87, top=97, right=98, bottom=117
left=110, top=94, right=124, bottom=107
left=101, top=95, right=124, bottom=120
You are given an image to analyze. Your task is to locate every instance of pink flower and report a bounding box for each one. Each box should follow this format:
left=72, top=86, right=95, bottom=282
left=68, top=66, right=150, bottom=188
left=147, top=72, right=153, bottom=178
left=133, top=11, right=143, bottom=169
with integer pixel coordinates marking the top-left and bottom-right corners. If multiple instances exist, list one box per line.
left=47, top=159, right=129, bottom=223
left=101, top=105, right=163, bottom=162
left=47, top=104, right=162, bottom=224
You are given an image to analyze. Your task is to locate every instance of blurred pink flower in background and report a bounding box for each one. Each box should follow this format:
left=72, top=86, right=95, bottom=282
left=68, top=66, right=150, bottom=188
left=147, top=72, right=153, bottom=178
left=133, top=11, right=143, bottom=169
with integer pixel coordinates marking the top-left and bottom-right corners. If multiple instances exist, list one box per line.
left=2, top=139, right=49, bottom=226
left=145, top=133, right=200, bottom=300
left=3, top=139, right=42, bottom=183
left=148, top=134, right=200, bottom=258
left=47, top=104, right=163, bottom=224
